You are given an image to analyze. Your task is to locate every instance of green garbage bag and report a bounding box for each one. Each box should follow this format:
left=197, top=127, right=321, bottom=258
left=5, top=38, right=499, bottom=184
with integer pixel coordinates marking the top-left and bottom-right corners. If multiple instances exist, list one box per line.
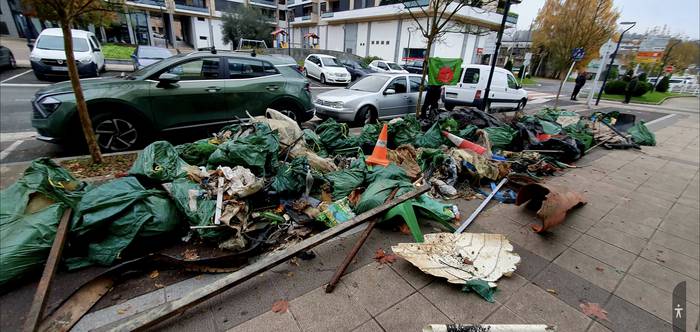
left=627, top=121, right=656, bottom=146
left=130, top=141, right=189, bottom=182
left=483, top=126, right=517, bottom=150
left=0, top=159, right=87, bottom=286
left=169, top=178, right=223, bottom=240
left=207, top=123, right=280, bottom=176
left=70, top=176, right=180, bottom=267
left=303, top=129, right=328, bottom=157
left=315, top=118, right=356, bottom=153
left=355, top=179, right=414, bottom=214
left=353, top=123, right=381, bottom=146
left=457, top=125, right=479, bottom=141
left=271, top=157, right=309, bottom=195
left=417, top=148, right=448, bottom=172
left=366, top=164, right=410, bottom=183
left=388, top=115, right=421, bottom=147
left=414, top=122, right=445, bottom=149
left=564, top=121, right=594, bottom=150
left=325, top=168, right=366, bottom=200
left=176, top=139, right=218, bottom=166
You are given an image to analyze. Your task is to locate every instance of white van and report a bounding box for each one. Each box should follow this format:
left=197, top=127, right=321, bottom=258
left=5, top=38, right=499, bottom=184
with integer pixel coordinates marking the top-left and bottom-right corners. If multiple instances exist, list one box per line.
left=30, top=28, right=105, bottom=80
left=442, top=64, right=528, bottom=112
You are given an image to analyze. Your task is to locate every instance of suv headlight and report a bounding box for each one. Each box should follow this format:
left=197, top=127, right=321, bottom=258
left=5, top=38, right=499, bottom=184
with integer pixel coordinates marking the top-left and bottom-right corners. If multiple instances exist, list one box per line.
left=39, top=96, right=62, bottom=114
left=30, top=55, right=41, bottom=62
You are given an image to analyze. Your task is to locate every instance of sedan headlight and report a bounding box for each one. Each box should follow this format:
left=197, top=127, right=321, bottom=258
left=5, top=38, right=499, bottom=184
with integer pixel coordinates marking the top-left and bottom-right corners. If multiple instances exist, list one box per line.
left=329, top=101, right=344, bottom=109
left=39, top=96, right=62, bottom=114
left=30, top=55, right=41, bottom=62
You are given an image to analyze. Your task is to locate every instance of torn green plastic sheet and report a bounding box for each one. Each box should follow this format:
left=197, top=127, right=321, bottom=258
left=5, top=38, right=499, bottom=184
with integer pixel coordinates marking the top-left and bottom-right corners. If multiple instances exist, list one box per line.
left=176, top=139, right=218, bottom=166
left=271, top=157, right=309, bottom=195
left=207, top=123, right=280, bottom=176
left=461, top=279, right=496, bottom=302
left=130, top=141, right=190, bottom=182
left=315, top=118, right=356, bottom=153
left=627, top=121, right=656, bottom=146
left=354, top=179, right=414, bottom=214
left=68, top=177, right=180, bottom=268
left=303, top=129, right=328, bottom=157
left=0, top=159, right=87, bottom=286
left=417, top=148, right=448, bottom=172
left=483, top=126, right=517, bottom=150
left=383, top=195, right=458, bottom=242
left=325, top=168, right=365, bottom=200
left=169, top=178, right=222, bottom=240
left=414, top=122, right=445, bottom=149
left=521, top=115, right=561, bottom=135
left=564, top=121, right=594, bottom=150
left=388, top=115, right=421, bottom=147
left=366, top=164, right=410, bottom=183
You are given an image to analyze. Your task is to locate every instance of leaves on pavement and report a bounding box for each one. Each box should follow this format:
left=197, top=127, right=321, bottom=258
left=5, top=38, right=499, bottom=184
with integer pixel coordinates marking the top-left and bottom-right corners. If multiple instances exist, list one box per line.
left=374, top=248, right=398, bottom=265
left=183, top=248, right=200, bottom=261
left=271, top=299, right=289, bottom=313
left=149, top=270, right=159, bottom=279
left=580, top=302, right=608, bottom=321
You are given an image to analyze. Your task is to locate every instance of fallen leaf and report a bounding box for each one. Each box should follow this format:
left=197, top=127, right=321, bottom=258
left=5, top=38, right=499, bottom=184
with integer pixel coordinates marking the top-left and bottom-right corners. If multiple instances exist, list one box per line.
left=399, top=223, right=411, bottom=235
left=580, top=302, right=608, bottom=321
left=149, top=270, right=159, bottom=279
left=546, top=288, right=558, bottom=295
left=271, top=299, right=289, bottom=313
left=183, top=248, right=200, bottom=261
left=595, top=267, right=604, bottom=272
left=374, top=249, right=398, bottom=265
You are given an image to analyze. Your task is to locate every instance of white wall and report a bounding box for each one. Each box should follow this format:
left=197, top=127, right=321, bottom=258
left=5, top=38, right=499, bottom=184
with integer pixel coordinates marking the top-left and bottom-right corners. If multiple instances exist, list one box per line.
left=433, top=29, right=464, bottom=59
left=463, top=33, right=476, bottom=64
left=326, top=25, right=344, bottom=52
left=367, top=20, right=398, bottom=60
left=356, top=22, right=368, bottom=56
left=211, top=19, right=229, bottom=50
left=398, top=18, right=428, bottom=61
left=193, top=17, right=210, bottom=49
left=319, top=25, right=328, bottom=49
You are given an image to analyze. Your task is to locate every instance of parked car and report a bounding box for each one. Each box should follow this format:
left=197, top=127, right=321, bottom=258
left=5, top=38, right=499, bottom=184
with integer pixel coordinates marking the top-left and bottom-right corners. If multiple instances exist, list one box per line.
left=368, top=60, right=408, bottom=74
left=31, top=51, right=314, bottom=152
left=131, top=45, right=172, bottom=70
left=314, top=73, right=422, bottom=125
left=340, top=59, right=374, bottom=81
left=403, top=60, right=424, bottom=74
left=269, top=54, right=303, bottom=73
left=303, top=54, right=351, bottom=84
left=0, top=45, right=17, bottom=70
left=442, top=64, right=528, bottom=113
left=30, top=28, right=105, bottom=80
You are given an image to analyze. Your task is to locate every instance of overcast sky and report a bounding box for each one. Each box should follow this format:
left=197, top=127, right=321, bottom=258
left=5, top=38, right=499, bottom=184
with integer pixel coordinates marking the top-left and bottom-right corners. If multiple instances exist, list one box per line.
left=511, top=0, right=700, bottom=39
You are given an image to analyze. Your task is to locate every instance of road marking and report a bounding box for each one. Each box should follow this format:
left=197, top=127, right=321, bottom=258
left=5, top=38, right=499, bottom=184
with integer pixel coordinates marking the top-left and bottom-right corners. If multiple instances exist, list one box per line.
left=0, top=140, right=23, bottom=161
left=0, top=83, right=49, bottom=87
left=645, top=113, right=676, bottom=126
left=0, top=131, right=37, bottom=142
left=0, top=69, right=33, bottom=84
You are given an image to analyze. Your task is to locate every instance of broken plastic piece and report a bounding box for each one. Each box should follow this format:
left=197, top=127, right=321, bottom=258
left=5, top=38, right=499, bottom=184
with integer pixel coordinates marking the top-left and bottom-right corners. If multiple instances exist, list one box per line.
left=515, top=183, right=587, bottom=233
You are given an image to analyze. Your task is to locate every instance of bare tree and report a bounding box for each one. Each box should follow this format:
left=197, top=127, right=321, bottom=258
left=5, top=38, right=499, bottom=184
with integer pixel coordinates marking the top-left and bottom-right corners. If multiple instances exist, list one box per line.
left=22, top=0, right=121, bottom=163
left=400, top=0, right=498, bottom=116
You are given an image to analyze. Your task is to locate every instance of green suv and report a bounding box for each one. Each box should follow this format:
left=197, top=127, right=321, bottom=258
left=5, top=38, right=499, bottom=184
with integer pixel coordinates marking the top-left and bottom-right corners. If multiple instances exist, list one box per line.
left=31, top=51, right=314, bottom=152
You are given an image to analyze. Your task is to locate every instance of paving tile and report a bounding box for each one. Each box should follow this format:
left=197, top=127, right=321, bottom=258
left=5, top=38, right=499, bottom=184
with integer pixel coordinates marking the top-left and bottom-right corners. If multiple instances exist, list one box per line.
left=227, top=310, right=301, bottom=332
left=598, top=213, right=658, bottom=240
left=313, top=231, right=376, bottom=277
left=553, top=248, right=625, bottom=292
left=651, top=230, right=700, bottom=260
left=587, top=321, right=612, bottom=332
left=640, top=245, right=700, bottom=280
left=290, top=283, right=370, bottom=332
left=563, top=212, right=598, bottom=233
left=607, top=199, right=670, bottom=223
left=375, top=293, right=451, bottom=331
left=571, top=234, right=637, bottom=270
left=481, top=305, right=527, bottom=324
left=586, top=223, right=648, bottom=254
left=341, top=262, right=415, bottom=316
left=420, top=274, right=527, bottom=324
left=615, top=274, right=675, bottom=322
left=532, top=262, right=610, bottom=309
left=505, top=224, right=572, bottom=262
left=624, top=189, right=677, bottom=210
left=658, top=218, right=700, bottom=244
left=601, top=295, right=672, bottom=331
left=503, top=283, right=591, bottom=332
left=389, top=257, right=434, bottom=290
left=352, top=318, right=383, bottom=332
left=628, top=257, right=700, bottom=305
left=150, top=300, right=217, bottom=332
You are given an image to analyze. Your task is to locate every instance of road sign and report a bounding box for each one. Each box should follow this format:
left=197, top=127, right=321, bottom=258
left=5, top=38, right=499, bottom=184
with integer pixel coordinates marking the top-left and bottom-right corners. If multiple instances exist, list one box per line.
left=523, top=52, right=532, bottom=67
left=665, top=65, right=674, bottom=73
left=572, top=48, right=585, bottom=61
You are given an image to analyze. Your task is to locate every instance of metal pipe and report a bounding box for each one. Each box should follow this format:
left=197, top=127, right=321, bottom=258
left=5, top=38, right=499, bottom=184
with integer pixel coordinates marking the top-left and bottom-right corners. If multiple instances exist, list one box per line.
left=482, top=0, right=514, bottom=112
left=454, top=178, right=508, bottom=234
left=595, top=22, right=636, bottom=105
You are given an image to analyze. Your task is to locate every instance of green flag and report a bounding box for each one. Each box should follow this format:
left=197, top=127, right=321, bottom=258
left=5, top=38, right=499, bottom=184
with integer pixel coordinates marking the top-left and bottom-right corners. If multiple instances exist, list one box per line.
left=428, top=57, right=463, bottom=86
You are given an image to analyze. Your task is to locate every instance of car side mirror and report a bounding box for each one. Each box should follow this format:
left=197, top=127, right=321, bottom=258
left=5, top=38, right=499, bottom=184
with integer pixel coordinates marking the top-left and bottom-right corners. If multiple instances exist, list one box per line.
left=157, top=73, right=180, bottom=87
left=384, top=89, right=396, bottom=95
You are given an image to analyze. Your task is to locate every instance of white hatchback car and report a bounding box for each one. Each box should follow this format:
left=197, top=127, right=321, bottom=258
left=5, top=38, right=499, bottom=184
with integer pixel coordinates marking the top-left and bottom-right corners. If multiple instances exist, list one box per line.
left=442, top=64, right=528, bottom=113
left=368, top=60, right=408, bottom=73
left=30, top=28, right=105, bottom=80
left=303, top=54, right=351, bottom=84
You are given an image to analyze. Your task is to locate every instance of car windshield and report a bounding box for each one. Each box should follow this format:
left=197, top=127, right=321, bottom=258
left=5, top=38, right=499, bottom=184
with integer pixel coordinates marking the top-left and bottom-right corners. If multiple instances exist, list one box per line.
left=139, top=47, right=171, bottom=59
left=321, top=57, right=343, bottom=67
left=347, top=75, right=390, bottom=92
left=387, top=62, right=403, bottom=70
left=36, top=35, right=90, bottom=52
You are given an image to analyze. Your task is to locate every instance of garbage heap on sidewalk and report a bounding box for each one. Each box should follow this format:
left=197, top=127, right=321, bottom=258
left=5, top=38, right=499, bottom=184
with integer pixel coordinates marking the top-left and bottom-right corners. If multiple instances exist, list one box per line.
left=0, top=107, right=655, bottom=287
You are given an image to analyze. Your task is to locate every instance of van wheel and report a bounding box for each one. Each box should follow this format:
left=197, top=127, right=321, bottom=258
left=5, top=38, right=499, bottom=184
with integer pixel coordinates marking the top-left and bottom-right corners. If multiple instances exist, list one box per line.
left=92, top=113, right=145, bottom=152
left=444, top=103, right=455, bottom=111
left=515, top=99, right=526, bottom=111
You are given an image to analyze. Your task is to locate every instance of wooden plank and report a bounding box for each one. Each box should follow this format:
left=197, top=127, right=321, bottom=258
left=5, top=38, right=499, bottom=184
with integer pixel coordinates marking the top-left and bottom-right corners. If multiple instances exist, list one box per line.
left=214, top=177, right=224, bottom=225
left=99, top=186, right=429, bottom=332
left=23, top=208, right=72, bottom=332
left=37, top=276, right=114, bottom=332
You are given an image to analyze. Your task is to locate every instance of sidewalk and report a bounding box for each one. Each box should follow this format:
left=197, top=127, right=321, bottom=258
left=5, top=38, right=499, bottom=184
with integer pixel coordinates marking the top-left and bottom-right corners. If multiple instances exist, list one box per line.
left=61, top=102, right=699, bottom=332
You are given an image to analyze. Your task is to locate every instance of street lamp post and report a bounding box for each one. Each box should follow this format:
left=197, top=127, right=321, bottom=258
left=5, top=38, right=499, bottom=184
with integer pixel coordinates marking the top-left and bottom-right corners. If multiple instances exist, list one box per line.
left=483, top=0, right=520, bottom=113
left=595, top=21, right=636, bottom=106
left=406, top=27, right=417, bottom=63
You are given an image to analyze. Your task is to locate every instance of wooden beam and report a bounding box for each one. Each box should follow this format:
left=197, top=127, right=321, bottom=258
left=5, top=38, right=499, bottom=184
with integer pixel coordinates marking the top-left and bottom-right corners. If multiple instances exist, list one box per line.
left=99, top=187, right=429, bottom=332
left=23, top=208, right=72, bottom=332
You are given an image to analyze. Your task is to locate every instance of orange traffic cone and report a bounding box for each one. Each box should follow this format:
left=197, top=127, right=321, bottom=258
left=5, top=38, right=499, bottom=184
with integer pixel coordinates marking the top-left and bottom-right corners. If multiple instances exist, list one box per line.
left=366, top=124, right=390, bottom=166
left=442, top=131, right=487, bottom=155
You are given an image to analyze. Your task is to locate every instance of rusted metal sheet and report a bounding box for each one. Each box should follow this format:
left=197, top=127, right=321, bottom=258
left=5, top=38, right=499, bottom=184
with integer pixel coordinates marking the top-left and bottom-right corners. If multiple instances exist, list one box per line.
left=38, top=276, right=114, bottom=332
left=515, top=184, right=586, bottom=233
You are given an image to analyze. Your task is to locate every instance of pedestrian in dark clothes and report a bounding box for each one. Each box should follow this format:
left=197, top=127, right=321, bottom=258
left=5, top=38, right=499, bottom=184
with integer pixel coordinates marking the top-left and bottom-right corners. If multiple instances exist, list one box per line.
left=624, top=76, right=639, bottom=104
left=570, top=72, right=587, bottom=100
left=420, top=85, right=442, bottom=119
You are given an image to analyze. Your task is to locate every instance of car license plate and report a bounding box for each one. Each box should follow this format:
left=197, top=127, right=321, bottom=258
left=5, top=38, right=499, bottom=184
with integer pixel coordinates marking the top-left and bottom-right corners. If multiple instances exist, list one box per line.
left=52, top=66, right=68, bottom=71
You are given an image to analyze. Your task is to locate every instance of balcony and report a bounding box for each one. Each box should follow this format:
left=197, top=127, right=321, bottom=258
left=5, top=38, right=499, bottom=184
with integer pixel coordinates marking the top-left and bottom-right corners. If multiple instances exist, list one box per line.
left=292, top=13, right=318, bottom=24
left=320, top=12, right=334, bottom=17
left=250, top=0, right=277, bottom=7
left=174, top=0, right=208, bottom=12
left=402, top=0, right=428, bottom=8
left=128, top=0, right=166, bottom=7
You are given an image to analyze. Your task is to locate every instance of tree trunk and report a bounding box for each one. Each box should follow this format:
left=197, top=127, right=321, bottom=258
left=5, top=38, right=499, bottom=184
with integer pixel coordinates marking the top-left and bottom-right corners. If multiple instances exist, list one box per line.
left=415, top=36, right=434, bottom=117
left=60, top=23, right=103, bottom=163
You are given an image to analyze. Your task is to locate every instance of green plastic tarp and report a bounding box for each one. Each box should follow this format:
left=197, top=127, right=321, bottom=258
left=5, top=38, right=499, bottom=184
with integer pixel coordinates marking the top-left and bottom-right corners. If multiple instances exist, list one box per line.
left=388, top=115, right=421, bottom=148
left=355, top=179, right=414, bottom=214
left=271, top=157, right=309, bottom=195
left=417, top=148, right=447, bottom=172
left=207, top=123, right=280, bottom=176
left=627, top=121, right=656, bottom=146
left=69, top=177, right=180, bottom=268
left=0, top=159, right=87, bottom=286
left=483, top=126, right=517, bottom=150
left=461, top=279, right=496, bottom=302
left=564, top=121, right=594, bottom=150
left=303, top=129, right=328, bottom=157
left=427, top=57, right=463, bottom=86
left=366, top=164, right=410, bottom=183
left=315, top=118, right=356, bottom=153
left=325, top=168, right=366, bottom=200
left=521, top=115, right=561, bottom=135
left=414, top=122, right=445, bottom=149
left=130, top=141, right=189, bottom=182
left=169, top=178, right=222, bottom=240
left=176, top=139, right=219, bottom=166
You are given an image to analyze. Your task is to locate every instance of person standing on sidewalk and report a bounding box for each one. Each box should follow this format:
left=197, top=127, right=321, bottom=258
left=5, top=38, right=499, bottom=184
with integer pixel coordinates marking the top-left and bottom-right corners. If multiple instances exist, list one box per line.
left=570, top=72, right=587, bottom=101
left=420, top=84, right=441, bottom=119
left=624, top=75, right=639, bottom=104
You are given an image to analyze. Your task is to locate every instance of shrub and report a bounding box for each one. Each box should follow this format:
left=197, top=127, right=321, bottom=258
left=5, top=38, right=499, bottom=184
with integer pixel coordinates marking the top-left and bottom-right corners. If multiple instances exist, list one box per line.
left=608, top=66, right=619, bottom=80
left=632, top=81, right=652, bottom=97
left=362, top=56, right=383, bottom=66
left=604, top=80, right=627, bottom=95
left=638, top=72, right=648, bottom=82
left=656, top=76, right=670, bottom=92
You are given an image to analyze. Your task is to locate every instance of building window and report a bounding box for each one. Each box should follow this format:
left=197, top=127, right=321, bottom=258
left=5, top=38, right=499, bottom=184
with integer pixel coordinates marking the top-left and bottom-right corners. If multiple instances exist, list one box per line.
left=197, top=17, right=205, bottom=21
left=279, top=10, right=286, bottom=20
left=386, top=40, right=389, bottom=45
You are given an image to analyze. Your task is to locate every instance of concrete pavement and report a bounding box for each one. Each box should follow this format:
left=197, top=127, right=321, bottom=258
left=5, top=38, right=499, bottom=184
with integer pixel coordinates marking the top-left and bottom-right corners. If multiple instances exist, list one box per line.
left=55, top=100, right=699, bottom=332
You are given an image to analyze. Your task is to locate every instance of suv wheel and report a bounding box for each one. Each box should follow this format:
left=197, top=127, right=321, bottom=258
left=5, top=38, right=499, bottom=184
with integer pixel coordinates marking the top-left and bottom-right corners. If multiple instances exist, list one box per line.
left=92, top=113, right=143, bottom=152
left=320, top=74, right=326, bottom=85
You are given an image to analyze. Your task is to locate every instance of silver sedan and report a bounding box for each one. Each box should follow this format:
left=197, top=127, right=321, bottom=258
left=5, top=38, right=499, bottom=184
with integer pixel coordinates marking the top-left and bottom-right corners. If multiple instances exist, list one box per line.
left=314, top=73, right=424, bottom=125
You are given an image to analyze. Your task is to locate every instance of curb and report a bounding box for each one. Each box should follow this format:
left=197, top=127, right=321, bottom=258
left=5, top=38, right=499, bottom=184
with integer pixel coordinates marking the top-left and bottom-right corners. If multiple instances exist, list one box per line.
left=0, top=149, right=140, bottom=168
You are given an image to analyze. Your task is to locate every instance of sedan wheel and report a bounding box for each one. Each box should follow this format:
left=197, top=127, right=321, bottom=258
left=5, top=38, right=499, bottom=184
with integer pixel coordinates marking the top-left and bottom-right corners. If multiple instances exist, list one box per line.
left=303, top=68, right=308, bottom=77
left=9, top=54, right=16, bottom=68
left=320, top=74, right=326, bottom=85
left=94, top=117, right=139, bottom=152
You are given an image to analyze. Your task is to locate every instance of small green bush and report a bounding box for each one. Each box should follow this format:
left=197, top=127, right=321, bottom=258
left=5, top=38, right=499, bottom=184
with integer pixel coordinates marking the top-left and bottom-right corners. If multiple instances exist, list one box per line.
left=656, top=76, right=670, bottom=92
left=632, top=81, right=652, bottom=97
left=604, top=80, right=627, bottom=95
left=638, top=72, right=648, bottom=82
left=608, top=66, right=619, bottom=80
